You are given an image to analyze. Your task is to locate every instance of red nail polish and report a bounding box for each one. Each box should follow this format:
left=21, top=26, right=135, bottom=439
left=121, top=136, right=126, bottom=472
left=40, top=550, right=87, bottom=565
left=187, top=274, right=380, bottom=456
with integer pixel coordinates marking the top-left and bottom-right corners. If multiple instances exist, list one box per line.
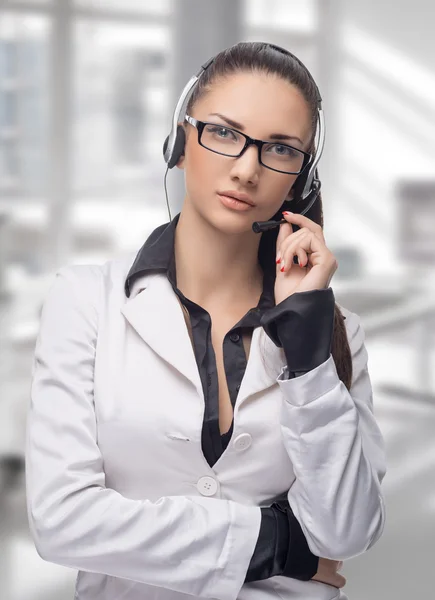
left=280, top=265, right=285, bottom=272
left=276, top=257, right=281, bottom=264
left=282, top=211, right=289, bottom=215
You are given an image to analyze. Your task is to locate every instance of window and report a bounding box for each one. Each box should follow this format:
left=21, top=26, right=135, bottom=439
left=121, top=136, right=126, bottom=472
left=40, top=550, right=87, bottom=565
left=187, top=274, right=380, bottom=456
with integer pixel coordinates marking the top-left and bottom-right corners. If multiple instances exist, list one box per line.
left=73, top=20, right=169, bottom=195
left=0, top=13, right=50, bottom=199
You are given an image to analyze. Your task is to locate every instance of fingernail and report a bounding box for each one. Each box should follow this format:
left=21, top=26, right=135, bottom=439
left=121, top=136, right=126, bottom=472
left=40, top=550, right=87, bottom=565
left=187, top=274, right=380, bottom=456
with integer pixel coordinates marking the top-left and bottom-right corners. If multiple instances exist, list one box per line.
left=280, top=263, right=285, bottom=272
left=299, top=259, right=304, bottom=267
left=282, top=211, right=293, bottom=215
left=276, top=257, right=281, bottom=264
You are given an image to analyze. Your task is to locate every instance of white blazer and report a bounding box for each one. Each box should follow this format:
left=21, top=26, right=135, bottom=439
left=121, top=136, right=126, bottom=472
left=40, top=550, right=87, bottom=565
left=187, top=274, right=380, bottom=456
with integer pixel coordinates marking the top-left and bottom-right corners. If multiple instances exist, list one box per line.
left=25, top=252, right=387, bottom=600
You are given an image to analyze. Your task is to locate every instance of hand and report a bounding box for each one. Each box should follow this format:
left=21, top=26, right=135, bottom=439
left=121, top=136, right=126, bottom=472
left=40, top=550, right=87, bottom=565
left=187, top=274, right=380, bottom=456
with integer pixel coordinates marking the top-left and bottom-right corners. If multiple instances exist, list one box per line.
left=311, top=558, right=346, bottom=589
left=274, top=212, right=338, bottom=305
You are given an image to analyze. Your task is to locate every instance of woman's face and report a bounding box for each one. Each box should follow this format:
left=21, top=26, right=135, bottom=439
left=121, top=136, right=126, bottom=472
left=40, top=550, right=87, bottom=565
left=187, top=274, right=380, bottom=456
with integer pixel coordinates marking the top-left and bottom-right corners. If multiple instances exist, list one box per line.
left=177, top=70, right=313, bottom=234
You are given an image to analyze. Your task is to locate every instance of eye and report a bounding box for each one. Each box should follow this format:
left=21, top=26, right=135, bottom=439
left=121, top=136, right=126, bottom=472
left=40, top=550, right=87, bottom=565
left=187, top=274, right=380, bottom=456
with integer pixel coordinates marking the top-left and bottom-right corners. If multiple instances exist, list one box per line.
left=275, top=145, right=288, bottom=155
left=268, top=143, right=296, bottom=156
left=205, top=125, right=238, bottom=141
left=263, top=143, right=304, bottom=161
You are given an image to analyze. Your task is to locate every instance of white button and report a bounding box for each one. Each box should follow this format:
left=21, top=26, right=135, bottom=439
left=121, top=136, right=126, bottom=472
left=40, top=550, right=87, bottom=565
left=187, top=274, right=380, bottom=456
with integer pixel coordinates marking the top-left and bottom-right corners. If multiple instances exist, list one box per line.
left=233, top=433, right=252, bottom=451
left=197, top=476, right=218, bottom=496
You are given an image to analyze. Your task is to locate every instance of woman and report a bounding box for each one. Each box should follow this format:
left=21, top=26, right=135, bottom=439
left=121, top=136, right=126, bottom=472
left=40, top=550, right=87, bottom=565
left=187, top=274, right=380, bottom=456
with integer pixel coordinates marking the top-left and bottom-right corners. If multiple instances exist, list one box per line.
left=26, top=42, right=387, bottom=600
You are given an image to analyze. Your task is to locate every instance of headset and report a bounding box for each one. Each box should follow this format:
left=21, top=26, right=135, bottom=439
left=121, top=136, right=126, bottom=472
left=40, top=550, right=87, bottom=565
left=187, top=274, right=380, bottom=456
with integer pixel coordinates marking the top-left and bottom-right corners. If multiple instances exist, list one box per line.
left=162, top=42, right=325, bottom=228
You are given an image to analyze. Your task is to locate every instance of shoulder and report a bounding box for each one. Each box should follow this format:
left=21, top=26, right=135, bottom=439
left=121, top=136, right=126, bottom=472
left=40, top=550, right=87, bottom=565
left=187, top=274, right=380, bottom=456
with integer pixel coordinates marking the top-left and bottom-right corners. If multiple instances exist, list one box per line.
left=54, top=252, right=136, bottom=293
left=43, top=252, right=137, bottom=314
left=57, top=251, right=135, bottom=281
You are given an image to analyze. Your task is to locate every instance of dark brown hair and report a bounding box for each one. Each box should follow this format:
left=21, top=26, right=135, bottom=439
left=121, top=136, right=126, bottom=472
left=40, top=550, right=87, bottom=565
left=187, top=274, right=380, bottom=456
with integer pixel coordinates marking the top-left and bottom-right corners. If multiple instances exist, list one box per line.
left=186, top=41, right=352, bottom=391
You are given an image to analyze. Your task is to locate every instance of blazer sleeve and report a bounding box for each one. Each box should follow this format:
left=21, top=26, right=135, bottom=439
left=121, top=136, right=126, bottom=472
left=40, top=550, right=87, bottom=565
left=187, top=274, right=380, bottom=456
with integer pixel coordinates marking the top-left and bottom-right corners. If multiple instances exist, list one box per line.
left=25, top=265, right=262, bottom=600
left=260, top=288, right=387, bottom=561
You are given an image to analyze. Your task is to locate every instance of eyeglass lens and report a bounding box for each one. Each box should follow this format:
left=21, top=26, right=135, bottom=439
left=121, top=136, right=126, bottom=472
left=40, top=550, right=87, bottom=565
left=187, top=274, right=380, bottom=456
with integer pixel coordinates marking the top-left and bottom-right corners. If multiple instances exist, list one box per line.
left=201, top=124, right=305, bottom=174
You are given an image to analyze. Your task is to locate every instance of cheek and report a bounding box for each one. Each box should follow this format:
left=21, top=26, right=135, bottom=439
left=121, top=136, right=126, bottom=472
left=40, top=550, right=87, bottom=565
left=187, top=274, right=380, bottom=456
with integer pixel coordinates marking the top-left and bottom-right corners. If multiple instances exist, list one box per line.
left=260, top=175, right=298, bottom=219
left=266, top=174, right=298, bottom=203
left=185, top=145, right=223, bottom=192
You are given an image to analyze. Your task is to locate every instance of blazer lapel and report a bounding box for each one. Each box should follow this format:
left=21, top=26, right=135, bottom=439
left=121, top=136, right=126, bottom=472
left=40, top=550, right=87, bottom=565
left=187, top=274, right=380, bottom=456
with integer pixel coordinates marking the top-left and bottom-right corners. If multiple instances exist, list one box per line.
left=120, top=273, right=203, bottom=399
left=236, top=327, right=285, bottom=409
left=121, top=272, right=286, bottom=410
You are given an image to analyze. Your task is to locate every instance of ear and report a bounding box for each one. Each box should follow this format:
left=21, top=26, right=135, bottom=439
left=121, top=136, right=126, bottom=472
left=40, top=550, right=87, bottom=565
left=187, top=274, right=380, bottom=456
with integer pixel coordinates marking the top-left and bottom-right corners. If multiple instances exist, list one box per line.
left=285, top=186, right=295, bottom=202
left=277, top=185, right=295, bottom=216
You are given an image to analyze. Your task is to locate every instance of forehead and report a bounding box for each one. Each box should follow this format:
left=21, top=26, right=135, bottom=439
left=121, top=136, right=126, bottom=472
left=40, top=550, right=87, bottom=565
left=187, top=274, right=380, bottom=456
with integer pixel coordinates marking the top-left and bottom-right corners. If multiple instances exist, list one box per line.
left=194, top=71, right=313, bottom=141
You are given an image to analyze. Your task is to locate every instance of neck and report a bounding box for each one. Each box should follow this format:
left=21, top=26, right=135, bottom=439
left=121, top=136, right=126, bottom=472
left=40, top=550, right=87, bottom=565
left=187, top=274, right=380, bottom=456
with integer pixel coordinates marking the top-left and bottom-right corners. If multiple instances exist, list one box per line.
left=174, top=202, right=264, bottom=311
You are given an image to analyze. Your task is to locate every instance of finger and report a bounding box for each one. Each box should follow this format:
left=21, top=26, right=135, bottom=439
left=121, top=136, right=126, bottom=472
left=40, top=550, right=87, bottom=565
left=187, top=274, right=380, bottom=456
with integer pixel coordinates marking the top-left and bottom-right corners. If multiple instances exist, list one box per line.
left=313, top=573, right=347, bottom=588
left=283, top=235, right=310, bottom=271
left=280, top=232, right=312, bottom=272
left=276, top=229, right=308, bottom=262
left=282, top=249, right=309, bottom=270
left=280, top=231, right=310, bottom=271
left=288, top=228, right=327, bottom=264
left=276, top=220, right=292, bottom=249
left=282, top=211, right=324, bottom=240
left=275, top=221, right=293, bottom=261
left=297, top=248, right=309, bottom=268
left=278, top=227, right=309, bottom=257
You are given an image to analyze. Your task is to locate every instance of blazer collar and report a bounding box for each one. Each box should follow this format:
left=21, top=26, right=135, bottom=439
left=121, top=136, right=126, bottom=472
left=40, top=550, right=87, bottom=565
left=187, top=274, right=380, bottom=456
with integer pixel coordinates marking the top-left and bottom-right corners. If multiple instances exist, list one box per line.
left=124, top=214, right=180, bottom=298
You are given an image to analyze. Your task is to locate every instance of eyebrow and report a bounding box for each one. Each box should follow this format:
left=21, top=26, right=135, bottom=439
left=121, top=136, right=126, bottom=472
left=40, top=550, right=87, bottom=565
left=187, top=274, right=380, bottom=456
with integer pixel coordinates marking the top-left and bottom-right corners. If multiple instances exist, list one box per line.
left=208, top=112, right=303, bottom=145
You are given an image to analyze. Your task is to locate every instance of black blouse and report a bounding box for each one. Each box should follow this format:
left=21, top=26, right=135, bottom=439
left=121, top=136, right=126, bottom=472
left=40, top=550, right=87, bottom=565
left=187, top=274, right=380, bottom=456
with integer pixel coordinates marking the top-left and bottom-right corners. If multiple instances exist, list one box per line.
left=125, top=213, right=338, bottom=583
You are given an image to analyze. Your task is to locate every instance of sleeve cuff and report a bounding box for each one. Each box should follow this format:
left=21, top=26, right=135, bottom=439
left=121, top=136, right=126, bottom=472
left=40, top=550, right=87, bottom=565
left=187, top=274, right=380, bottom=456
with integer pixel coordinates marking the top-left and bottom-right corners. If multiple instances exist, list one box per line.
left=260, top=288, right=335, bottom=373
left=245, top=503, right=319, bottom=583
left=276, top=502, right=320, bottom=580
left=245, top=507, right=286, bottom=582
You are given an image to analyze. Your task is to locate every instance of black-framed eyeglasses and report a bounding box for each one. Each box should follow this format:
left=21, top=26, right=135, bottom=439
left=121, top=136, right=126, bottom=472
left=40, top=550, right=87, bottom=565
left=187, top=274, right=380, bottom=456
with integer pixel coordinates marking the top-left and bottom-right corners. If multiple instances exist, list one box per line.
left=184, top=114, right=311, bottom=175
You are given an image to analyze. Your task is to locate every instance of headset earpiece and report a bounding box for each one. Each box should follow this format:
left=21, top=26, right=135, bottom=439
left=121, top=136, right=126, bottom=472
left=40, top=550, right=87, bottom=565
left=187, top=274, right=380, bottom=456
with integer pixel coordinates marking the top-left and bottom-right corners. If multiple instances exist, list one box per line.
left=163, top=125, right=186, bottom=169
left=281, top=162, right=320, bottom=221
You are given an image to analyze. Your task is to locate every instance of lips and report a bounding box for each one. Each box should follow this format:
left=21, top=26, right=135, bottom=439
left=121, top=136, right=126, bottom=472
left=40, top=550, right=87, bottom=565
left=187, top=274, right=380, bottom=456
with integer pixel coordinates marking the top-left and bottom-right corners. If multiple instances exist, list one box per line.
left=218, top=190, right=256, bottom=206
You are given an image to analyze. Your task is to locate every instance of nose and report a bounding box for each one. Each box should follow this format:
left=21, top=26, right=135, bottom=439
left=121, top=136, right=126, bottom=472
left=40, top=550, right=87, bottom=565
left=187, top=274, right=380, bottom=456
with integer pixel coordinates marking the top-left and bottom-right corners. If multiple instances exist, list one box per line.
left=229, top=143, right=260, bottom=186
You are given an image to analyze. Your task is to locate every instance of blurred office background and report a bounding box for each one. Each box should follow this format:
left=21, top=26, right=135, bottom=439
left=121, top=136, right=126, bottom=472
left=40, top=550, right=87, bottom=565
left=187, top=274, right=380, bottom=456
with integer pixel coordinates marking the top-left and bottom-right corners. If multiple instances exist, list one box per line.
left=0, top=0, right=434, bottom=599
